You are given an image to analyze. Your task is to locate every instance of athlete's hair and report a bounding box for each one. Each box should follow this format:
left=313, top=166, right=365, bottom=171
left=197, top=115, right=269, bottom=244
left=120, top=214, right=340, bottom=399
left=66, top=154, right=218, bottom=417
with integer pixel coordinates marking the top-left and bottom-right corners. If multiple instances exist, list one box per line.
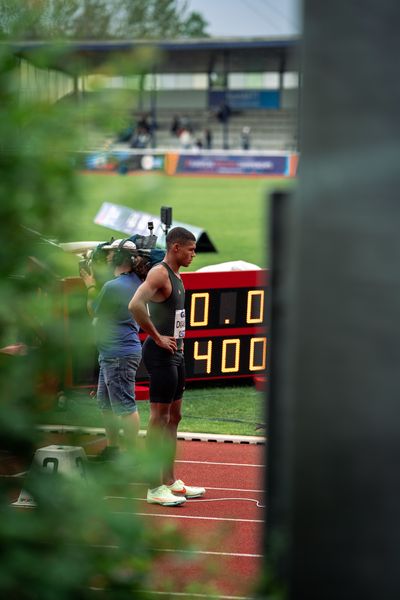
left=166, top=227, right=196, bottom=249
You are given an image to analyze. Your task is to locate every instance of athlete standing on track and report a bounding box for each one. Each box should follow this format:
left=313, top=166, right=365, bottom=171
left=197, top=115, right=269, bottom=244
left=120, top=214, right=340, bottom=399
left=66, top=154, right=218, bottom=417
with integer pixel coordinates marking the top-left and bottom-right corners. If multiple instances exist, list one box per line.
left=129, top=227, right=206, bottom=506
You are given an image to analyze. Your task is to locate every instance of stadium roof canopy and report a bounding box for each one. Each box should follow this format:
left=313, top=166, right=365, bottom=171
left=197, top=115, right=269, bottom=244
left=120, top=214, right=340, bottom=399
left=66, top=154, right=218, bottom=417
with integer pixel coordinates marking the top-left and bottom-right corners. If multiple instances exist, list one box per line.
left=12, top=36, right=299, bottom=76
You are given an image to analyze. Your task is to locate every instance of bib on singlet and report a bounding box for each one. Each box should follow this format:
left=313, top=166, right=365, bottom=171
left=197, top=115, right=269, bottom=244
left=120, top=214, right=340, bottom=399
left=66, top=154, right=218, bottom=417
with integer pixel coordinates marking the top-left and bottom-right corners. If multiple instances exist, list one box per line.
left=173, top=308, right=186, bottom=339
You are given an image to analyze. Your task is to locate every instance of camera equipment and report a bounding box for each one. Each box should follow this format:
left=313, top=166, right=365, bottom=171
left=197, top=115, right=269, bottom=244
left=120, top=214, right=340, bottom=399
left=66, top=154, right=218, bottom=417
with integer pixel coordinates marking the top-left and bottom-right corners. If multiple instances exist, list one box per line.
left=131, top=221, right=163, bottom=270
left=92, top=241, right=112, bottom=264
left=161, top=206, right=172, bottom=234
left=78, top=258, right=91, bottom=275
left=78, top=240, right=112, bottom=276
left=78, top=240, right=116, bottom=290
left=129, top=222, right=158, bottom=250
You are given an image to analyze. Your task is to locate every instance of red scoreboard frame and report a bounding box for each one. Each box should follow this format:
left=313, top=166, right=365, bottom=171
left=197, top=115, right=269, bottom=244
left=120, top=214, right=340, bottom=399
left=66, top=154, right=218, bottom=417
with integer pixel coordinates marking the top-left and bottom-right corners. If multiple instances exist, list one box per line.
left=176, top=269, right=268, bottom=382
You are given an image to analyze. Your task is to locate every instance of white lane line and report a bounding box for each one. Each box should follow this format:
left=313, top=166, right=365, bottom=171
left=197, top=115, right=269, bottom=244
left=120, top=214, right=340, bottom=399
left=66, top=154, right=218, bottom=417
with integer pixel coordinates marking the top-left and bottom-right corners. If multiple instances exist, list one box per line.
left=88, top=584, right=256, bottom=598
left=157, top=548, right=263, bottom=559
left=105, top=496, right=265, bottom=508
left=37, top=424, right=265, bottom=446
left=91, top=545, right=262, bottom=559
left=132, top=592, right=255, bottom=600
left=176, top=460, right=264, bottom=468
left=145, top=595, right=253, bottom=600
left=127, top=483, right=264, bottom=493
left=179, top=497, right=265, bottom=508
left=200, top=486, right=264, bottom=493
left=112, top=511, right=263, bottom=523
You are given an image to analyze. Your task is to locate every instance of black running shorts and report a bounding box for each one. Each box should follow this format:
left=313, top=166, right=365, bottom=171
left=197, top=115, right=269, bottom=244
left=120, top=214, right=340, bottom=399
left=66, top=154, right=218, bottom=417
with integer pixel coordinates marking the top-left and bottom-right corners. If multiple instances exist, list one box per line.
left=142, top=337, right=186, bottom=403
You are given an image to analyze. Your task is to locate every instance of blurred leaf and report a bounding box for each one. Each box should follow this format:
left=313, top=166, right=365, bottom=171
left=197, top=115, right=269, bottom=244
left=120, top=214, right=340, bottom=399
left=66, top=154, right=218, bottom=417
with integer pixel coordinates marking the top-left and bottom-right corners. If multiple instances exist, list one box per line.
left=0, top=36, right=198, bottom=600
left=0, top=0, right=209, bottom=40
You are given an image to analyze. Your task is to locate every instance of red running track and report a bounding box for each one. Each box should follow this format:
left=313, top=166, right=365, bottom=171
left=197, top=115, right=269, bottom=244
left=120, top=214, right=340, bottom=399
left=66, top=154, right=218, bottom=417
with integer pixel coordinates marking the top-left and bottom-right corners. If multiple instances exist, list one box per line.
left=105, top=439, right=266, bottom=598
left=6, top=434, right=266, bottom=598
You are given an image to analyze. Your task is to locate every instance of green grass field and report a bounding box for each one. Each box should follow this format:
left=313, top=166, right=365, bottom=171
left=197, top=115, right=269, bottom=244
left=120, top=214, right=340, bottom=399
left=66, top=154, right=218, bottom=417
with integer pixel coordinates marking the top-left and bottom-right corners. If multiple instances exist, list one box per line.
left=47, top=172, right=294, bottom=437
left=42, top=384, right=265, bottom=437
left=66, top=172, right=294, bottom=270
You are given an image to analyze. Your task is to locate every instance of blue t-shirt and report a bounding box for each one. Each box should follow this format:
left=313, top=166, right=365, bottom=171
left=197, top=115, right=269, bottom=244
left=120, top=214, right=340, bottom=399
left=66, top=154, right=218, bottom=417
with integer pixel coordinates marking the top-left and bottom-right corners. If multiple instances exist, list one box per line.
left=93, top=272, right=142, bottom=359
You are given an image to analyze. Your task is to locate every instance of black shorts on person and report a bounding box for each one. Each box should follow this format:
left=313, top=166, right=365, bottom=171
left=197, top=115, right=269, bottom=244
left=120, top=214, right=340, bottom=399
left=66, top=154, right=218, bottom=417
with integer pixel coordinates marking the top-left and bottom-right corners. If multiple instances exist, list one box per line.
left=142, top=337, right=186, bottom=403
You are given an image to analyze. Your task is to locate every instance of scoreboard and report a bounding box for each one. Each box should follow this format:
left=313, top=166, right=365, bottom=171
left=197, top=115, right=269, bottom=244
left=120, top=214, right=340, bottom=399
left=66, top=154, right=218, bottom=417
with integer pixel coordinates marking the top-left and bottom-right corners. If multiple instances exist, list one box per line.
left=61, top=269, right=268, bottom=388
left=178, top=270, right=268, bottom=382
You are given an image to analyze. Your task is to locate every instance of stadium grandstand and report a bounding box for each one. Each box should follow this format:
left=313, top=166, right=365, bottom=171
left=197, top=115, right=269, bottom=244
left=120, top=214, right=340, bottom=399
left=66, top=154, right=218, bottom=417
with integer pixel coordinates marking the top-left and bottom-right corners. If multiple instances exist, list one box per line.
left=13, top=37, right=299, bottom=153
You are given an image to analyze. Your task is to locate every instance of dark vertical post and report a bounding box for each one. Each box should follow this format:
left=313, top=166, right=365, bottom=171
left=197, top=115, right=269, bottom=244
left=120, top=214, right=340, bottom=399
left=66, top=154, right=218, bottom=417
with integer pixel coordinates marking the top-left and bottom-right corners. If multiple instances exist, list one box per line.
left=222, top=50, right=230, bottom=150
left=278, top=51, right=286, bottom=109
left=264, top=1, right=400, bottom=599
left=138, top=73, right=145, bottom=113
left=150, top=69, right=157, bottom=149
left=263, top=190, right=293, bottom=593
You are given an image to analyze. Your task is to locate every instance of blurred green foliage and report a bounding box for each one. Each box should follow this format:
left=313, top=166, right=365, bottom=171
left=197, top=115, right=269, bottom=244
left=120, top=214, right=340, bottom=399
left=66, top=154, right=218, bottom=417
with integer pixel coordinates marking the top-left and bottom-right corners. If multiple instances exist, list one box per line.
left=0, top=40, right=206, bottom=600
left=0, top=0, right=209, bottom=40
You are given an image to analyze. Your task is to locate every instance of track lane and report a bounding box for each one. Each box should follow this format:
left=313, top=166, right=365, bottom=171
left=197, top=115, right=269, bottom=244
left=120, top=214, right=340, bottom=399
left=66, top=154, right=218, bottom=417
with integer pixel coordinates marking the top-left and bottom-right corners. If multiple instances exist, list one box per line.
left=6, top=433, right=265, bottom=597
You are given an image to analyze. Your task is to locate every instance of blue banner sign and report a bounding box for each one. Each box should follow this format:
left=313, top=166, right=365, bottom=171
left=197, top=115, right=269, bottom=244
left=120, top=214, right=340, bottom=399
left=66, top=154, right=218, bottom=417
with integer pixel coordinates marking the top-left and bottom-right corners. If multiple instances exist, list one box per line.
left=209, top=90, right=280, bottom=110
left=175, top=153, right=289, bottom=176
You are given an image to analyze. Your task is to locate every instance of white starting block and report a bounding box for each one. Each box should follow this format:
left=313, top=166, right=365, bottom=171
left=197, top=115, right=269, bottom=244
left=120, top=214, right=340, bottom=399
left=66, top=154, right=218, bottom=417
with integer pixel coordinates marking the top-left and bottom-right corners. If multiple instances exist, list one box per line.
left=13, top=445, right=87, bottom=508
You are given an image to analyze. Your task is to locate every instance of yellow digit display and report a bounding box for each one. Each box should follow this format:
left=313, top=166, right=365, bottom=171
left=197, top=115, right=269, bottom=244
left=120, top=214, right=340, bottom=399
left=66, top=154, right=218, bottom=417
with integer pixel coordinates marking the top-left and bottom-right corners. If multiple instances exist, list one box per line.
left=190, top=292, right=210, bottom=326
left=246, top=290, right=264, bottom=324
left=221, top=339, right=240, bottom=372
left=249, top=337, right=267, bottom=371
left=194, top=340, right=212, bottom=373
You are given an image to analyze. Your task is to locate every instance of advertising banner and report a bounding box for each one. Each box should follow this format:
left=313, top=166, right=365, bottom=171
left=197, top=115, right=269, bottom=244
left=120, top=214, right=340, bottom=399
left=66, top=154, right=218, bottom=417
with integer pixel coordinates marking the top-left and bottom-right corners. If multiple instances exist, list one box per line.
left=82, top=151, right=165, bottom=173
left=79, top=150, right=297, bottom=178
left=209, top=90, right=280, bottom=110
left=171, top=153, right=290, bottom=176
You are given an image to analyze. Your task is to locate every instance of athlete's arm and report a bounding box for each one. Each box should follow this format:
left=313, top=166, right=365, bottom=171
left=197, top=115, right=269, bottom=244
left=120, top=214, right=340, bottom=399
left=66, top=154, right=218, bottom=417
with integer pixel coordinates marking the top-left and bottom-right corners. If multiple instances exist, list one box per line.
left=128, top=266, right=177, bottom=353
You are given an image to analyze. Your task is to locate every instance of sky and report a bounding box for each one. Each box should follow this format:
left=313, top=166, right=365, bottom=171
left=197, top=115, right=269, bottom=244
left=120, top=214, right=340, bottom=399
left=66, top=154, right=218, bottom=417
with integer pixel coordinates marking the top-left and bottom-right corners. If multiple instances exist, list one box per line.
left=188, top=0, right=301, bottom=38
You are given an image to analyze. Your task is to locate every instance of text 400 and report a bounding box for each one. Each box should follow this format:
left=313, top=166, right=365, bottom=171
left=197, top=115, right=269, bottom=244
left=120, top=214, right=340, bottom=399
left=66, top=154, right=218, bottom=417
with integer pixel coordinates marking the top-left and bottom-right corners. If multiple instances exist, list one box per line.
left=193, top=337, right=267, bottom=373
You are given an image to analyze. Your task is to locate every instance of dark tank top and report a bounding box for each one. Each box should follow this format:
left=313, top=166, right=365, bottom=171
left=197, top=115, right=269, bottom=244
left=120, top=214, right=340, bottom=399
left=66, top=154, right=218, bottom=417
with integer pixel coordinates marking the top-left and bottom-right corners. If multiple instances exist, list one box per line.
left=147, top=262, right=185, bottom=351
